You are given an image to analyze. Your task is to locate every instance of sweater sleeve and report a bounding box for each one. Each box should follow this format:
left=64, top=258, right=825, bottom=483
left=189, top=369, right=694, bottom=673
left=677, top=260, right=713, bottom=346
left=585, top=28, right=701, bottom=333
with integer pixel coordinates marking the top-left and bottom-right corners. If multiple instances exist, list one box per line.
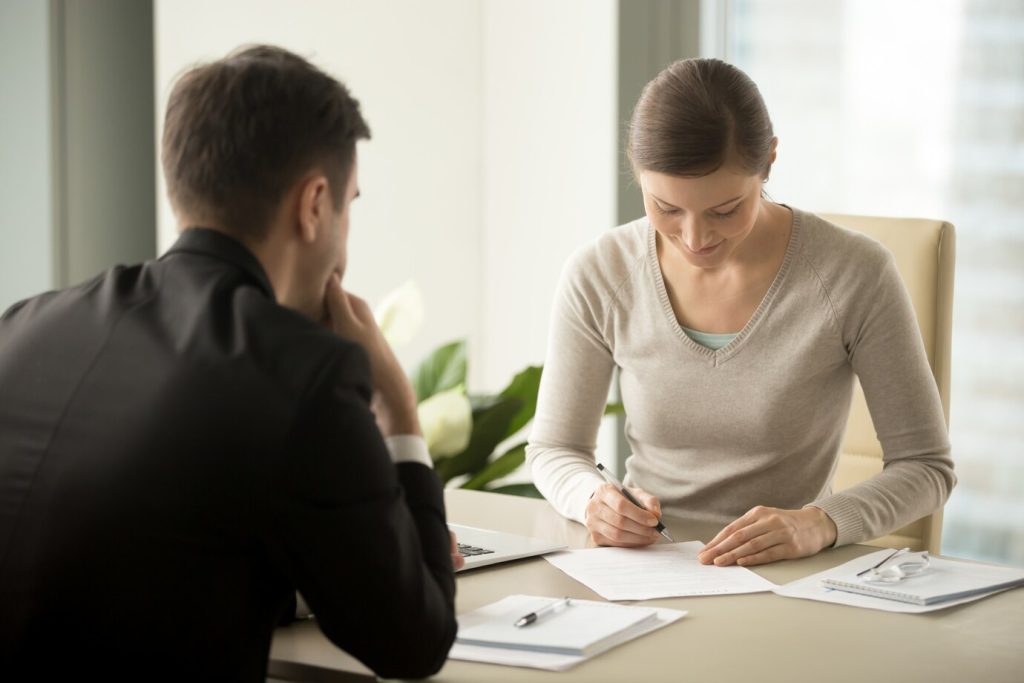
left=810, top=248, right=956, bottom=546
left=526, top=251, right=614, bottom=524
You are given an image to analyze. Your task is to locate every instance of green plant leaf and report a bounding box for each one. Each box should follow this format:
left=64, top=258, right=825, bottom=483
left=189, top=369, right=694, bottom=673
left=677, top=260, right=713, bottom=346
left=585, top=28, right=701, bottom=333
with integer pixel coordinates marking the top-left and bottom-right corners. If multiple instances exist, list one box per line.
left=468, top=394, right=504, bottom=413
left=603, top=401, right=625, bottom=416
left=412, top=340, right=467, bottom=402
left=460, top=443, right=526, bottom=490
left=499, top=365, right=542, bottom=436
left=434, top=396, right=521, bottom=483
left=486, top=482, right=544, bottom=499
left=432, top=454, right=452, bottom=472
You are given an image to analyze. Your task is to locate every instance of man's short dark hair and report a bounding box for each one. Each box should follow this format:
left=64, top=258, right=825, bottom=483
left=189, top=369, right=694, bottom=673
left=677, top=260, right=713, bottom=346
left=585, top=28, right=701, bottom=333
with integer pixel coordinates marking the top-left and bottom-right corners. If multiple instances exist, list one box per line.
left=161, top=45, right=371, bottom=239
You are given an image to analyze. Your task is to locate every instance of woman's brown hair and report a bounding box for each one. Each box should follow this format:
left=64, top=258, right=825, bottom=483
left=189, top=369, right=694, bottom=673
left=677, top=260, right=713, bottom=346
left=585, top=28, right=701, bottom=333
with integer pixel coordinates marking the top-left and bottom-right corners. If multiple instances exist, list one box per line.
left=628, top=58, right=774, bottom=178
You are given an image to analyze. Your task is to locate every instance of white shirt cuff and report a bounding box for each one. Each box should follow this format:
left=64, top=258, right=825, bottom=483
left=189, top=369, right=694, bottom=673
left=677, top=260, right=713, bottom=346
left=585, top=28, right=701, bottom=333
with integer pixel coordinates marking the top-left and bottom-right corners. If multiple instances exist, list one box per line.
left=295, top=592, right=313, bottom=619
left=385, top=434, right=433, bottom=468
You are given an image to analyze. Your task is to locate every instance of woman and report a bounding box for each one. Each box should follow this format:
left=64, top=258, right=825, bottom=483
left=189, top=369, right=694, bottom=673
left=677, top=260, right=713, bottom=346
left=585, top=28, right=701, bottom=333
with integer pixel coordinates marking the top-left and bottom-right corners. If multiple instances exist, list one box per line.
left=525, top=58, right=954, bottom=567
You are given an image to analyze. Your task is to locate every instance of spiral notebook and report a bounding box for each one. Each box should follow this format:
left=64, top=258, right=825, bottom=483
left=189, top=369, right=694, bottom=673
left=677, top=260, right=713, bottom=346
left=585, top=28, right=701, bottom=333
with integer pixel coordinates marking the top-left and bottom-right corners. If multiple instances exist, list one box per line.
left=821, top=554, right=1024, bottom=606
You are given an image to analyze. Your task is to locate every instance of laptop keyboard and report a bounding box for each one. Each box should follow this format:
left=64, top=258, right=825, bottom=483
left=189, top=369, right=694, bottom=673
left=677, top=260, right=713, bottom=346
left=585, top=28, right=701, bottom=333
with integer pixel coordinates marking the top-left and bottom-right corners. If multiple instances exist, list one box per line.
left=457, top=543, right=496, bottom=557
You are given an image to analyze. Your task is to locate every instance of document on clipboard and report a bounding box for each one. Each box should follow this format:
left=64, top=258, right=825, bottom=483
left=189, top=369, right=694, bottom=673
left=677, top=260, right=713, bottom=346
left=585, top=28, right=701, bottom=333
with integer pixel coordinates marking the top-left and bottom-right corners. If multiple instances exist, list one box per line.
left=450, top=595, right=686, bottom=671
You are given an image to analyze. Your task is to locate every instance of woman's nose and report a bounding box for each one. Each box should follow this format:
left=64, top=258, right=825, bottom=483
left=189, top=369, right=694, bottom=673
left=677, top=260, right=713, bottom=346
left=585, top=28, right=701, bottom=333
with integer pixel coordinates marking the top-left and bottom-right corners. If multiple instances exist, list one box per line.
left=680, top=220, right=712, bottom=251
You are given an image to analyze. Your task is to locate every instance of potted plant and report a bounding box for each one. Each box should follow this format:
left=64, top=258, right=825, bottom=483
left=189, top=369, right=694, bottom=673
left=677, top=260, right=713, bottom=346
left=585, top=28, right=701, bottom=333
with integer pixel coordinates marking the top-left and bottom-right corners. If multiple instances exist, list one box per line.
left=376, top=282, right=621, bottom=496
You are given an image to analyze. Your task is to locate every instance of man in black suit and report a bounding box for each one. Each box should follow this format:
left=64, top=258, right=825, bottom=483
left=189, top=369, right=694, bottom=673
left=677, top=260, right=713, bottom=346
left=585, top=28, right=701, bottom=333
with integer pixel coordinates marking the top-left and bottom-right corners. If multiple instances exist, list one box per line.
left=0, top=45, right=461, bottom=680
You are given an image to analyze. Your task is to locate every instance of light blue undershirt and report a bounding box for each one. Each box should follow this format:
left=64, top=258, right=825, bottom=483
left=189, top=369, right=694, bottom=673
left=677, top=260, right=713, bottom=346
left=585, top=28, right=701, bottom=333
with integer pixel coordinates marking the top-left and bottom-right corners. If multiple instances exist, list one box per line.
left=681, top=325, right=739, bottom=351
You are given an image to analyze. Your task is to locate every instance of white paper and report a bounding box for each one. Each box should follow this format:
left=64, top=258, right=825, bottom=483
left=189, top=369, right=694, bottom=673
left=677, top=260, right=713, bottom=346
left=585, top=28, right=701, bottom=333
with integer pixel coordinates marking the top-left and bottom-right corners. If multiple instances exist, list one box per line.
left=773, top=550, right=1023, bottom=613
left=450, top=595, right=686, bottom=671
left=543, top=540, right=777, bottom=601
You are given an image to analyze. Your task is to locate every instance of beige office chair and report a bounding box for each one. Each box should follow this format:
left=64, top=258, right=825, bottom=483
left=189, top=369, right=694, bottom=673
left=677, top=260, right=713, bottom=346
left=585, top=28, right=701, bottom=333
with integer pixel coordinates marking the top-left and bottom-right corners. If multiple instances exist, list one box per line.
left=818, top=214, right=955, bottom=554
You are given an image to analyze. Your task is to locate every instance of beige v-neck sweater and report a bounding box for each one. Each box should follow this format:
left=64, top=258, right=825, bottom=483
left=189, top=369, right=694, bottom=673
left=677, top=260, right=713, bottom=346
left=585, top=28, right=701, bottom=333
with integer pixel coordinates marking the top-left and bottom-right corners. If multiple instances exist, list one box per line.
left=525, top=208, right=955, bottom=546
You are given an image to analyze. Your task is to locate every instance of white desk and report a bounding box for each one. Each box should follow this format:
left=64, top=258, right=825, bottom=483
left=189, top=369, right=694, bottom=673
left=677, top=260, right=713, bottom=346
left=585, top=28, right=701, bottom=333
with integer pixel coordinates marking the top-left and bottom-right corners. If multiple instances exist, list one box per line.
left=269, top=489, right=1024, bottom=682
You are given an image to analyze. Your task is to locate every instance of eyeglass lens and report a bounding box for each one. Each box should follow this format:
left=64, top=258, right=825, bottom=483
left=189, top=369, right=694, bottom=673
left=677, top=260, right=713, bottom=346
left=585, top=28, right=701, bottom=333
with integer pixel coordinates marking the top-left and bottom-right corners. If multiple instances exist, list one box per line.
left=864, top=552, right=930, bottom=583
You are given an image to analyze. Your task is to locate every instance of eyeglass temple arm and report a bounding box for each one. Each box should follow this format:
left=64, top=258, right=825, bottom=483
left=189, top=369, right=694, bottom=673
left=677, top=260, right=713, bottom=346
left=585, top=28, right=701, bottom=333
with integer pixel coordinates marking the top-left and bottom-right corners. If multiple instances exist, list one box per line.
left=855, top=547, right=910, bottom=577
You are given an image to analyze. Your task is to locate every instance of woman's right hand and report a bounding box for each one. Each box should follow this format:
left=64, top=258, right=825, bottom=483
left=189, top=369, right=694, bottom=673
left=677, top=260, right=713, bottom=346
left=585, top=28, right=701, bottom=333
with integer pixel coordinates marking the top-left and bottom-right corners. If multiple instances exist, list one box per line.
left=585, top=483, right=663, bottom=547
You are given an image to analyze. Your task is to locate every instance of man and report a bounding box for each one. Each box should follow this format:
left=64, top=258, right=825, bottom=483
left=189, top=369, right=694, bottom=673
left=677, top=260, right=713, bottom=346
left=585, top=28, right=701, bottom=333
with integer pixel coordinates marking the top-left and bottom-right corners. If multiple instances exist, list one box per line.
left=0, top=45, right=460, bottom=680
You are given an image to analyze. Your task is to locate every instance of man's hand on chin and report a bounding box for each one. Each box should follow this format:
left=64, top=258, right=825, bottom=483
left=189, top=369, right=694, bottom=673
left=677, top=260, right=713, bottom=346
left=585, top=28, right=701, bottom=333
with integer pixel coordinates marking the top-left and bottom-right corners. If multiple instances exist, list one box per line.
left=321, top=274, right=420, bottom=438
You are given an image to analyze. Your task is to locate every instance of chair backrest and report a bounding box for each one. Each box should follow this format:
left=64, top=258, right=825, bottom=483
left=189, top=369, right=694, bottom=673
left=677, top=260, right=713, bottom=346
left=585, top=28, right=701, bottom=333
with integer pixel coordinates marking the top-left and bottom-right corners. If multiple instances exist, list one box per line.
left=819, top=213, right=955, bottom=554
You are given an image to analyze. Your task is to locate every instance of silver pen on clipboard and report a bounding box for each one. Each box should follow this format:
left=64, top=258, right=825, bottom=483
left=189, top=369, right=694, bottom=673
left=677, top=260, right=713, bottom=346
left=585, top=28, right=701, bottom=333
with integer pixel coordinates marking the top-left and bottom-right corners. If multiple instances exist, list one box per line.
left=513, top=597, right=572, bottom=628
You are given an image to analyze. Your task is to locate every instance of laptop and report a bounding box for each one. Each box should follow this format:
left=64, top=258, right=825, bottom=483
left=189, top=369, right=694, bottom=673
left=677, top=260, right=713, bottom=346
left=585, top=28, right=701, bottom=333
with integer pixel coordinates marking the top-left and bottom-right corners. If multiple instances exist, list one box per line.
left=449, top=523, right=566, bottom=572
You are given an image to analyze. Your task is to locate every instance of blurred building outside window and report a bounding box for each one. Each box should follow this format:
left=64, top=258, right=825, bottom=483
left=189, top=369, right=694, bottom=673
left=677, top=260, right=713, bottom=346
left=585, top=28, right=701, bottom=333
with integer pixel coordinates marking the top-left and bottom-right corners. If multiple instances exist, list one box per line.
left=719, top=0, right=1024, bottom=566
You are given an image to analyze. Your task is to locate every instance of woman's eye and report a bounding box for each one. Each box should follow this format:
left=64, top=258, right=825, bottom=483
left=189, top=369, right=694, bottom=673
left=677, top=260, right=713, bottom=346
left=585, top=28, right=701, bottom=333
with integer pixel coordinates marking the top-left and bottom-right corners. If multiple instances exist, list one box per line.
left=654, top=203, right=679, bottom=215
left=711, top=206, right=740, bottom=219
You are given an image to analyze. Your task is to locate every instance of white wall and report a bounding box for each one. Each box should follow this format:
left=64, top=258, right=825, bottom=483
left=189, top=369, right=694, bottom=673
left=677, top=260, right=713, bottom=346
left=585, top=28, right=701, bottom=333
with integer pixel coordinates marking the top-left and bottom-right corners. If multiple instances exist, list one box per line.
left=154, top=0, right=484, bottom=374
left=155, top=0, right=619, bottom=402
left=478, top=0, right=619, bottom=477
left=479, top=0, right=618, bottom=391
left=0, top=0, right=53, bottom=312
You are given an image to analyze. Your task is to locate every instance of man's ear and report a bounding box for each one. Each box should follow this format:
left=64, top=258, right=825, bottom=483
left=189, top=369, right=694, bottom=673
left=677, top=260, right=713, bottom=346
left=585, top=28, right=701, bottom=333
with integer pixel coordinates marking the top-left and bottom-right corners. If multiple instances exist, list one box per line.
left=297, top=175, right=331, bottom=244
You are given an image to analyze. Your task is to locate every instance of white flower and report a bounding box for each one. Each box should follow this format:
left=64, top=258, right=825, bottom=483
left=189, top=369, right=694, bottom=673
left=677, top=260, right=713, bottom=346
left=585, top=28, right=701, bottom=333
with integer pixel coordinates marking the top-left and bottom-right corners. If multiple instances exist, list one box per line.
left=374, top=281, right=424, bottom=348
left=417, top=386, right=472, bottom=458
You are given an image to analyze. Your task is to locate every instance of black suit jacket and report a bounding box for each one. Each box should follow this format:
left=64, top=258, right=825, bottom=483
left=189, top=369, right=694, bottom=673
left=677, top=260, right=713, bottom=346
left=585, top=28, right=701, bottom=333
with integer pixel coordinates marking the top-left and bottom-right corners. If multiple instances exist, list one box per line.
left=0, top=229, right=456, bottom=680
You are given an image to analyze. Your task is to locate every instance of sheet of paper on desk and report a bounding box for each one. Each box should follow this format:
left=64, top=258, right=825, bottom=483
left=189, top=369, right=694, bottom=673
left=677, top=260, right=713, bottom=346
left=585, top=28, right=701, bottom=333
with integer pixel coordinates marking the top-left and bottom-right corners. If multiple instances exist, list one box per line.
left=544, top=540, right=777, bottom=601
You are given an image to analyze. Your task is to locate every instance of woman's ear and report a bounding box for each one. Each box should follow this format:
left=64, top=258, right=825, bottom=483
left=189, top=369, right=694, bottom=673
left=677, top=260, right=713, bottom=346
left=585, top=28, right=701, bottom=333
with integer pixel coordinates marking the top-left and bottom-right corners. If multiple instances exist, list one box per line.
left=765, top=136, right=779, bottom=180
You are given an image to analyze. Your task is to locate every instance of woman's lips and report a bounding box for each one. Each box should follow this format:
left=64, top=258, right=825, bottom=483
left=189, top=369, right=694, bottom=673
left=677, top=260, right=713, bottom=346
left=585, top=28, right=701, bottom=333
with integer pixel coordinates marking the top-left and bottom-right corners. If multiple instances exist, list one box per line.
left=685, top=241, right=723, bottom=256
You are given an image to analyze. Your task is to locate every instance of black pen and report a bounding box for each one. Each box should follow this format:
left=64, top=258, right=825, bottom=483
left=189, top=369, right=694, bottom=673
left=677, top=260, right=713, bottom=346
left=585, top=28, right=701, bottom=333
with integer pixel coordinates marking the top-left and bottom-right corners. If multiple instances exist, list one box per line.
left=596, top=463, right=674, bottom=542
left=513, top=597, right=571, bottom=628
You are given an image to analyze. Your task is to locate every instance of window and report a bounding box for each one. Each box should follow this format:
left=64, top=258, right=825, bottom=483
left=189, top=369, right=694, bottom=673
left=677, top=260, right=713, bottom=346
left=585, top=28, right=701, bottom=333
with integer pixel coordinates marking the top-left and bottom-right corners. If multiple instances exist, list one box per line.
left=722, top=0, right=1024, bottom=565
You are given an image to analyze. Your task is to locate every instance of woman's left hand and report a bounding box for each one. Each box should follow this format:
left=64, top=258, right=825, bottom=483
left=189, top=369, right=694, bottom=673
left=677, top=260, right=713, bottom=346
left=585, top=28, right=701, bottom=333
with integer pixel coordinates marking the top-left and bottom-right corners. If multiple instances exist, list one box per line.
left=698, top=505, right=838, bottom=567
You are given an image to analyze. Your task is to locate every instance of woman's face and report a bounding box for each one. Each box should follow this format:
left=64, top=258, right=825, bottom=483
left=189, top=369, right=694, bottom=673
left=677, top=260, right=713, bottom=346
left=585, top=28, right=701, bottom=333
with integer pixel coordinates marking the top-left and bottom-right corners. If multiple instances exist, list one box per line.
left=640, top=164, right=766, bottom=271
